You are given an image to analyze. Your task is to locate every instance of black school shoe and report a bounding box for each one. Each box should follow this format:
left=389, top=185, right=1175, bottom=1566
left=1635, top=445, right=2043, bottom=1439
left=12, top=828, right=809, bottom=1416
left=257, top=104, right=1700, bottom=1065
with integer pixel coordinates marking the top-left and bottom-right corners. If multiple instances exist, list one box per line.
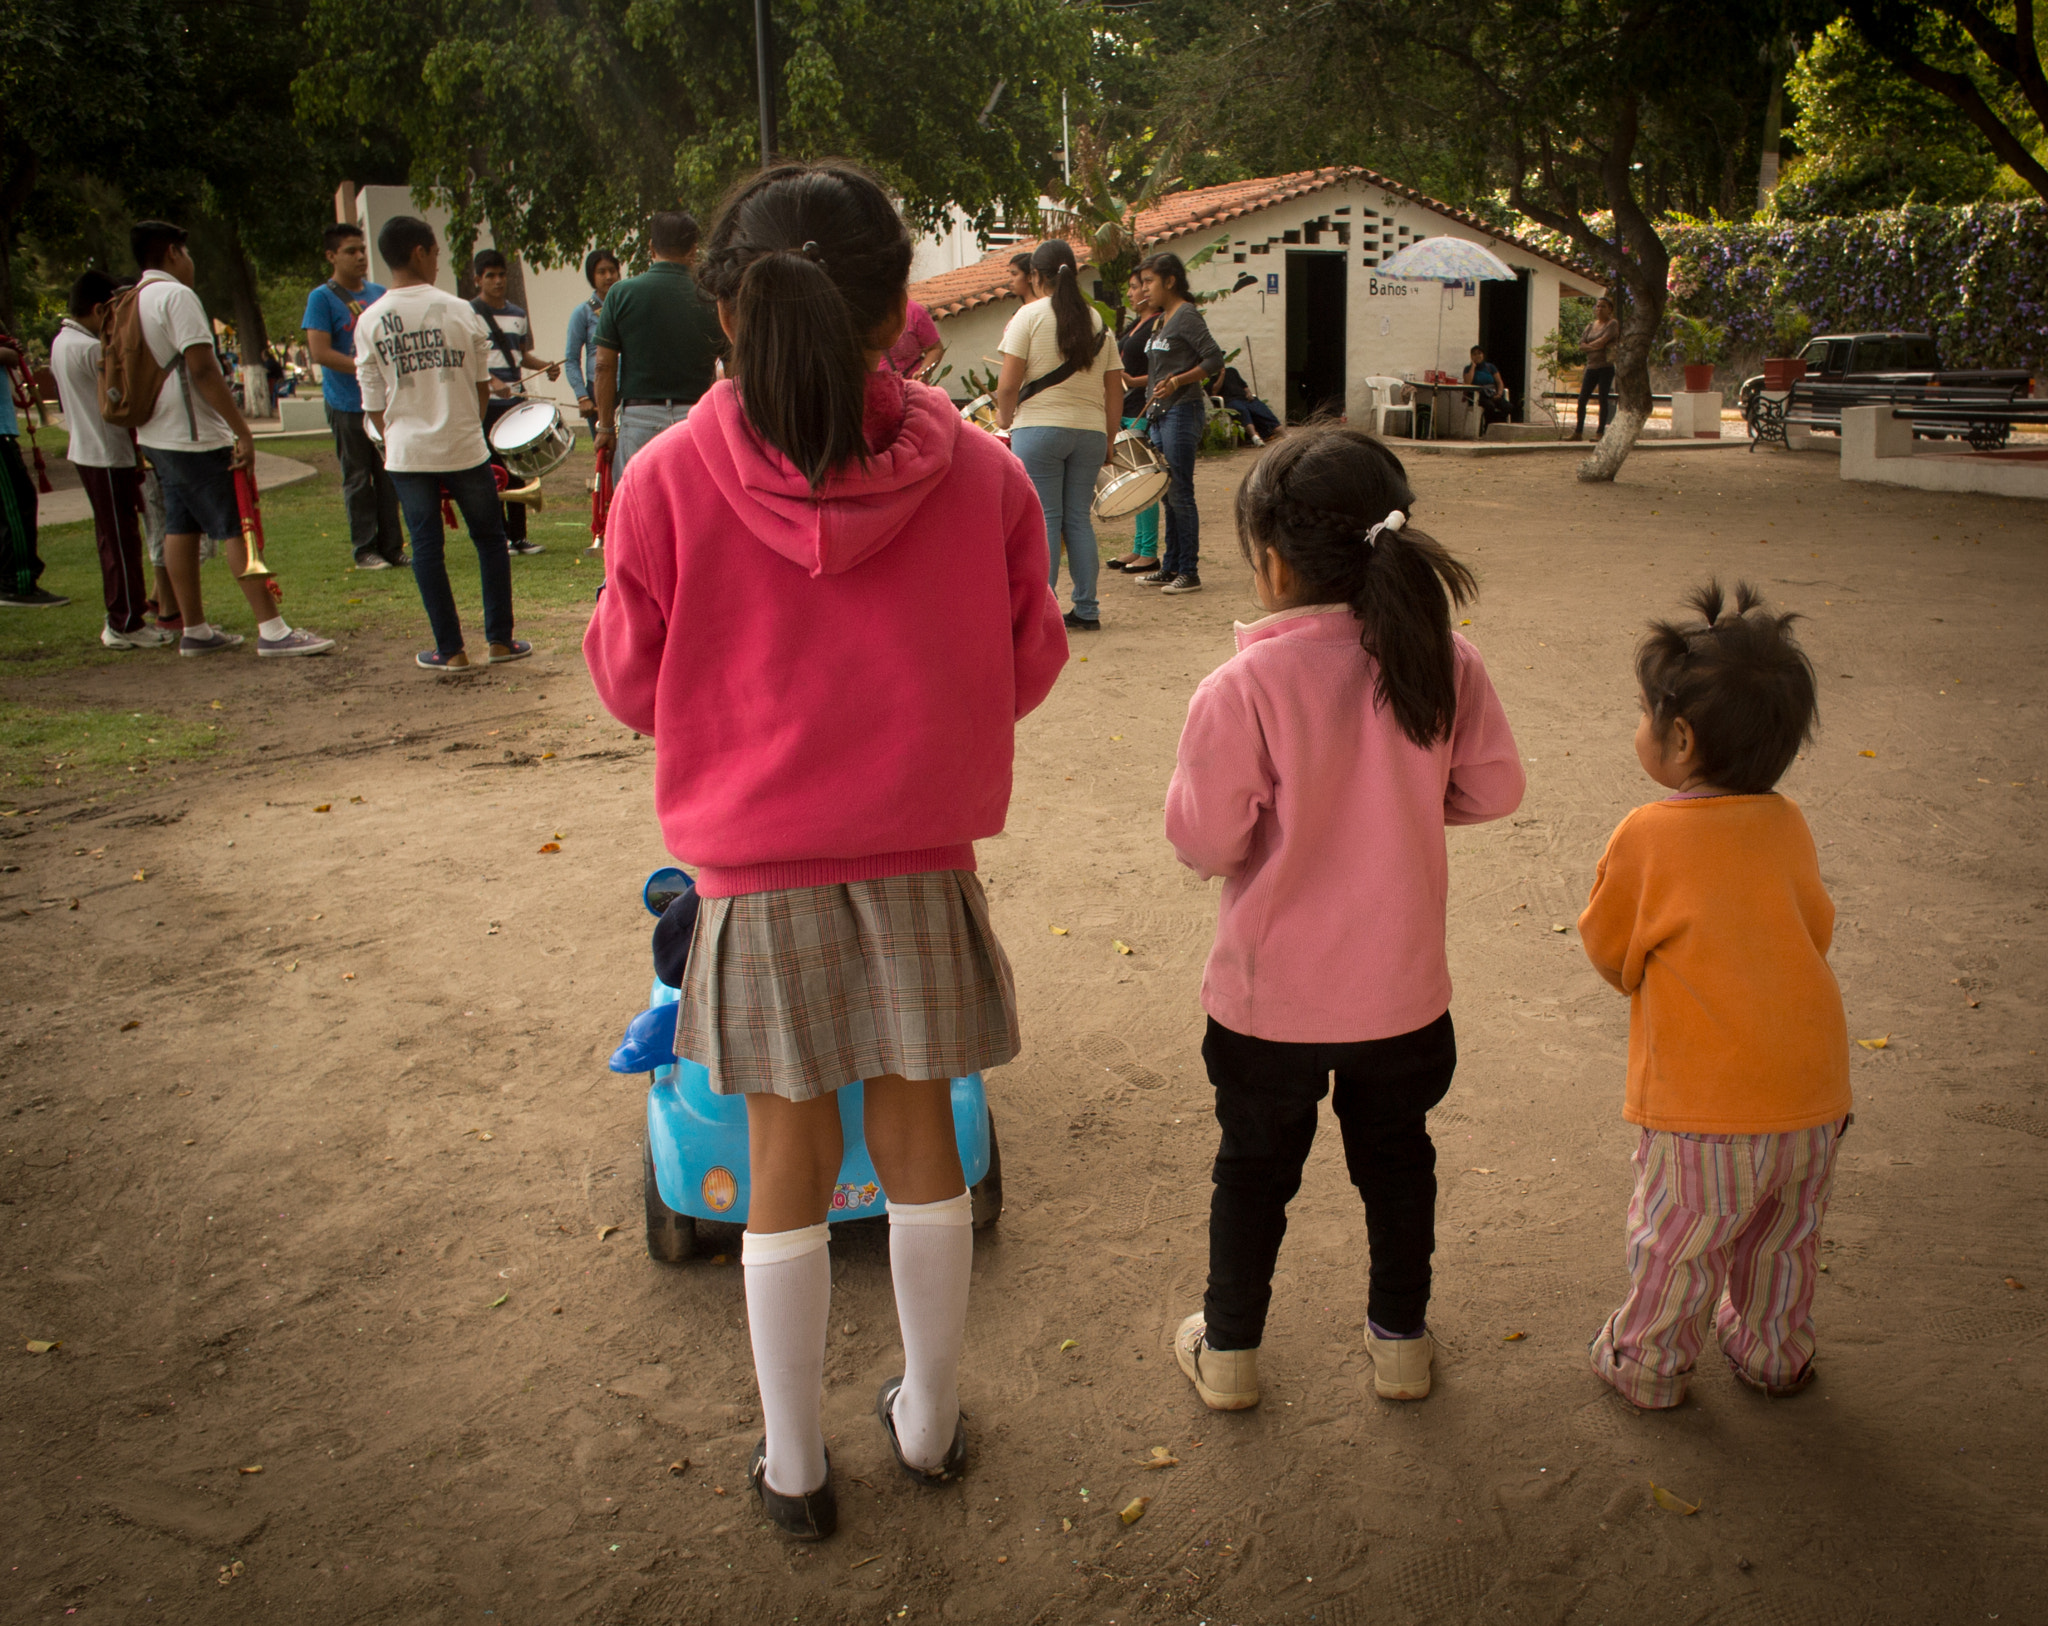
left=875, top=1376, right=968, bottom=1486
left=1063, top=611, right=1102, bottom=631
left=748, top=1437, right=837, bottom=1540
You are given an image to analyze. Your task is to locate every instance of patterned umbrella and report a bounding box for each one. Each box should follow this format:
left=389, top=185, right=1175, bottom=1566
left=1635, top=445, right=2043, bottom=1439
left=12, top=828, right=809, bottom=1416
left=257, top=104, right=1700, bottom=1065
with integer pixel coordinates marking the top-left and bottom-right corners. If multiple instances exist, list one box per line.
left=1377, top=237, right=1520, bottom=388
left=1376, top=237, right=1518, bottom=284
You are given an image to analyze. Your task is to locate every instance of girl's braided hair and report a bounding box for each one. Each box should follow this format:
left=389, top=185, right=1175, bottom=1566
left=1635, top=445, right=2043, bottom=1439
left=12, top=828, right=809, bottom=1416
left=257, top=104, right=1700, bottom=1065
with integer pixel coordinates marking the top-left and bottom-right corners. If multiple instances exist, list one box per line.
left=1234, top=425, right=1476, bottom=748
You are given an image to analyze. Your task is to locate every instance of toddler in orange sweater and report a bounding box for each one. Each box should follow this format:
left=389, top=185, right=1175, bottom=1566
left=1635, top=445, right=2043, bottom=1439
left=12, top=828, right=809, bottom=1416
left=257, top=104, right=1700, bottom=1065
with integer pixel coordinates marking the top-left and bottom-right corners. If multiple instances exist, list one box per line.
left=1579, top=582, right=1851, bottom=1409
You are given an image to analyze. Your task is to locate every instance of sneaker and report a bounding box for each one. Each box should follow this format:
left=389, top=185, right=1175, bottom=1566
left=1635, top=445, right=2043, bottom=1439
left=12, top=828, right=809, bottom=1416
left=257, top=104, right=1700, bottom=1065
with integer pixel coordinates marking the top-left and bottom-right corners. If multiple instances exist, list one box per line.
left=258, top=627, right=336, bottom=658
left=179, top=628, right=245, bottom=656
left=875, top=1375, right=968, bottom=1486
left=0, top=587, right=69, bottom=608
left=488, top=639, right=532, bottom=664
left=507, top=539, right=545, bottom=557
left=1063, top=612, right=1102, bottom=632
left=1364, top=1323, right=1434, bottom=1400
left=1174, top=1312, right=1259, bottom=1411
left=416, top=649, right=476, bottom=671
left=353, top=552, right=394, bottom=571
left=102, top=623, right=177, bottom=650
left=1161, top=572, right=1204, bottom=595
left=1136, top=567, right=1175, bottom=585
left=748, top=1436, right=837, bottom=1541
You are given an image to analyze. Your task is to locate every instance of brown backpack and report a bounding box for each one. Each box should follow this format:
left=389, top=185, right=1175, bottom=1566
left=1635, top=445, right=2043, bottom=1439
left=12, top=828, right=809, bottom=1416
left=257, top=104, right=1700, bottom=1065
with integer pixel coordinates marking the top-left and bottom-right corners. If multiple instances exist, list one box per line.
left=98, top=283, right=180, bottom=431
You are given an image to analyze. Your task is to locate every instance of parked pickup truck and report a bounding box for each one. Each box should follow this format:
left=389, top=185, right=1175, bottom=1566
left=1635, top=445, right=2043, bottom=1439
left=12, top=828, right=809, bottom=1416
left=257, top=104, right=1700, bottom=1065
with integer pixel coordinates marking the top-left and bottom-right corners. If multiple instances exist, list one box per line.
left=1740, top=332, right=2035, bottom=414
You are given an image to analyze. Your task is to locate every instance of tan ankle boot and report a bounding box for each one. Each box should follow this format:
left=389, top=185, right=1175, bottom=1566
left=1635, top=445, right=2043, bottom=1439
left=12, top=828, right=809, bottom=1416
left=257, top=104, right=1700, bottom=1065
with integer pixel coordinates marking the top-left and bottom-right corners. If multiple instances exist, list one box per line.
left=1175, top=1312, right=1259, bottom=1410
left=1365, top=1325, right=1434, bottom=1400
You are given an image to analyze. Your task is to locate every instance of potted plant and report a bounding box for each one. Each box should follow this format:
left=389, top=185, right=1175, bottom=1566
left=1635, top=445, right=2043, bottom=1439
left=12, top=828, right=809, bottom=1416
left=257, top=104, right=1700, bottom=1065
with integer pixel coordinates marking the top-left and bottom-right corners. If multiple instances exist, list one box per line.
left=1668, top=315, right=1728, bottom=392
left=1762, top=305, right=1812, bottom=391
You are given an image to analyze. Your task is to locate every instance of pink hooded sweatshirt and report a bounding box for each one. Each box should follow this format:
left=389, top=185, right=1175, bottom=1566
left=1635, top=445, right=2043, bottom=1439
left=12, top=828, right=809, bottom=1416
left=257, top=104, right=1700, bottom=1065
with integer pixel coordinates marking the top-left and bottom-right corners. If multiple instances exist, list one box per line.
left=1164, top=605, right=1524, bottom=1043
left=584, top=372, right=1067, bottom=897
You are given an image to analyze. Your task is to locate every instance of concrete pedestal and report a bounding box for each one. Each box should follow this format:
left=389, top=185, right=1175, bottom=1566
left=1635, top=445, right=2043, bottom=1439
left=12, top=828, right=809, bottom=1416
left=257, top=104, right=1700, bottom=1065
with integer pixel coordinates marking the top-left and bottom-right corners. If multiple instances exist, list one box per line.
left=278, top=397, right=330, bottom=433
left=1671, top=390, right=1723, bottom=438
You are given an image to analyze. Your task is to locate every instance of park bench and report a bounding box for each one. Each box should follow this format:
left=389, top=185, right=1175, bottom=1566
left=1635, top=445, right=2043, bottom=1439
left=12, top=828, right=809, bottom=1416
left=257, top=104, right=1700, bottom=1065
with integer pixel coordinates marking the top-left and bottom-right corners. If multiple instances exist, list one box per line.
left=1749, top=380, right=2045, bottom=452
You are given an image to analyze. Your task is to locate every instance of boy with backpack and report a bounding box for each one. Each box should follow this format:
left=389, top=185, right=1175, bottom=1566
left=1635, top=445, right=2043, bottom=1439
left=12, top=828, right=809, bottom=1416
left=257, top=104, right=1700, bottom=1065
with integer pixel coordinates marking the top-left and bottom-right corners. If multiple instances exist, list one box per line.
left=104, top=220, right=332, bottom=657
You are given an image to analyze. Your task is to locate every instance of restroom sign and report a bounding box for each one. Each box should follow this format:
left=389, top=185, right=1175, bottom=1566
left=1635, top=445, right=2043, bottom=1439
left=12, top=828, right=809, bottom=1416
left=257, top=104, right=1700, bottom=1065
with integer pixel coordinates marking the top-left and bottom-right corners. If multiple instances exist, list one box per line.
left=1266, top=273, right=1279, bottom=294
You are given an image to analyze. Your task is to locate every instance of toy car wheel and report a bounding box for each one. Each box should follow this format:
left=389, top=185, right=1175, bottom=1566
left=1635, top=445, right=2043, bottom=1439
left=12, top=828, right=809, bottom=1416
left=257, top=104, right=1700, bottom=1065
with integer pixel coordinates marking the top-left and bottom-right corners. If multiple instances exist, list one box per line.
left=643, top=1137, right=697, bottom=1264
left=970, top=1113, right=1003, bottom=1231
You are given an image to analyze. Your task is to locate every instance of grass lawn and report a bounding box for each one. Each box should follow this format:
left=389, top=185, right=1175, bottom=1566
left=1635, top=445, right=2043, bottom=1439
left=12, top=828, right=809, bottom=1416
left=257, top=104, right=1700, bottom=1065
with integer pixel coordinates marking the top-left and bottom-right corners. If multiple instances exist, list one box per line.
left=2, top=435, right=610, bottom=682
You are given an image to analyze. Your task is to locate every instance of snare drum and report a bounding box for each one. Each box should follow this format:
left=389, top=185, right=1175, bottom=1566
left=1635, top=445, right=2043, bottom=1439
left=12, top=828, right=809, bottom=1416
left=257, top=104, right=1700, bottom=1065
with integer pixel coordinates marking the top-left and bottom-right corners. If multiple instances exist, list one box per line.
left=488, top=400, right=577, bottom=481
left=959, top=394, right=1010, bottom=445
left=1091, top=428, right=1170, bottom=520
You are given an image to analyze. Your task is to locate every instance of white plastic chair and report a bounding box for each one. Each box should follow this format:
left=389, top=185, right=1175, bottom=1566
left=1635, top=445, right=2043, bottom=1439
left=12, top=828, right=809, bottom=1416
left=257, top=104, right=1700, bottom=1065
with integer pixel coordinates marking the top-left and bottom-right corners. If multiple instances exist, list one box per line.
left=1365, top=376, right=1416, bottom=439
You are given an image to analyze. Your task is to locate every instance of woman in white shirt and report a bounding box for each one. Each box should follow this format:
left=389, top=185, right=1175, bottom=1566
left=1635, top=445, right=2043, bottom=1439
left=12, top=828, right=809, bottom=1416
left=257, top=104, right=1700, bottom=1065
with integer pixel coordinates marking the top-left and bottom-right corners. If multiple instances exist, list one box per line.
left=995, top=240, right=1124, bottom=631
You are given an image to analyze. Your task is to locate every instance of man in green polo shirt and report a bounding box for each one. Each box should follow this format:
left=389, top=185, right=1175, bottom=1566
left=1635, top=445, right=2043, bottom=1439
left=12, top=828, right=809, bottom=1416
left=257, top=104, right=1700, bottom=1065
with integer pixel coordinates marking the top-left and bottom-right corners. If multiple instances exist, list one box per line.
left=593, top=211, right=724, bottom=477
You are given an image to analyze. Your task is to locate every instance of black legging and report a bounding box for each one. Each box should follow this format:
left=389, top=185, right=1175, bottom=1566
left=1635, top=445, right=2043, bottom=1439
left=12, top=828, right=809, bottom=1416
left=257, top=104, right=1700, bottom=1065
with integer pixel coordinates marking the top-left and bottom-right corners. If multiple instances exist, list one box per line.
left=1576, top=365, right=1616, bottom=435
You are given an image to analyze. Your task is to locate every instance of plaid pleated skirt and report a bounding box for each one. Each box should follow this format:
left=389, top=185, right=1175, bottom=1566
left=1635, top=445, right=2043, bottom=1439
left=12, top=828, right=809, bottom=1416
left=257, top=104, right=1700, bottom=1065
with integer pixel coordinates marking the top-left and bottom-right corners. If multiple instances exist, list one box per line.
left=676, top=870, right=1021, bottom=1101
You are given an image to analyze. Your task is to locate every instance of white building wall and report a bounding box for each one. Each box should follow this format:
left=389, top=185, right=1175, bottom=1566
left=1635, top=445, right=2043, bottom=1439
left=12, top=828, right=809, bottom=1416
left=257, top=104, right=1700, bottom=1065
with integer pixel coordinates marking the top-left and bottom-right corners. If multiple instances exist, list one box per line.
left=925, top=176, right=1599, bottom=428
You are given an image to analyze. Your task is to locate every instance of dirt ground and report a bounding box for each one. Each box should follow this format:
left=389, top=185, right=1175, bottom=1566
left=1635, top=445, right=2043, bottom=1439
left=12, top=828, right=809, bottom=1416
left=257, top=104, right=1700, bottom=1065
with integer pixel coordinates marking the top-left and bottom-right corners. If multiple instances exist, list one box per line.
left=3, top=440, right=2045, bottom=1626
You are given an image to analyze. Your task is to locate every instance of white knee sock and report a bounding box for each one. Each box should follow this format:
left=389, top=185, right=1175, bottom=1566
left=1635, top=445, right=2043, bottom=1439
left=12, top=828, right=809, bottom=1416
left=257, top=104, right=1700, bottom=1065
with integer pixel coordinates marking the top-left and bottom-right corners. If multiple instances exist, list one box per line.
left=742, top=1223, right=830, bottom=1496
left=886, top=1192, right=973, bottom=1469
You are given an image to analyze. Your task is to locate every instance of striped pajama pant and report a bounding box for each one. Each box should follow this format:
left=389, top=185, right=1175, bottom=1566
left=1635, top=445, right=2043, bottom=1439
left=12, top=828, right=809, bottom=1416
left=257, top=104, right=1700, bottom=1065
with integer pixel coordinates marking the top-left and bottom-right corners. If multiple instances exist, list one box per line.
left=1591, top=1117, right=1847, bottom=1409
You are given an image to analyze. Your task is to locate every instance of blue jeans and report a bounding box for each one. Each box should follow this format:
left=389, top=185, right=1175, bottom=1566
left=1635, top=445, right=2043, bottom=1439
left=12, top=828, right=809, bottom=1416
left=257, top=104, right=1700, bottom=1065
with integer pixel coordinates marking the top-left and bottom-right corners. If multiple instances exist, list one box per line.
left=1151, top=396, right=1204, bottom=576
left=1009, top=424, right=1107, bottom=621
left=617, top=402, right=692, bottom=476
left=390, top=461, right=515, bottom=657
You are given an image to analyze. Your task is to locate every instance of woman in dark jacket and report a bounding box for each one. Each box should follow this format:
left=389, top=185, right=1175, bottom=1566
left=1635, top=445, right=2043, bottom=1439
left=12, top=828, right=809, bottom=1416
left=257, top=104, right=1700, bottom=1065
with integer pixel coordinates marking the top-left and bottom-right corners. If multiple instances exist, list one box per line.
left=1135, top=252, right=1225, bottom=595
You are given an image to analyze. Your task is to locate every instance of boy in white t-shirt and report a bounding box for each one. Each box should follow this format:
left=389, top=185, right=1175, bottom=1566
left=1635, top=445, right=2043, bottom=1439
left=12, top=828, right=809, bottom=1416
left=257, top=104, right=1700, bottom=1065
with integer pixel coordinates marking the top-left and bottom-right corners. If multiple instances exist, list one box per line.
left=355, top=216, right=528, bottom=672
left=128, top=220, right=333, bottom=658
left=48, top=270, right=173, bottom=647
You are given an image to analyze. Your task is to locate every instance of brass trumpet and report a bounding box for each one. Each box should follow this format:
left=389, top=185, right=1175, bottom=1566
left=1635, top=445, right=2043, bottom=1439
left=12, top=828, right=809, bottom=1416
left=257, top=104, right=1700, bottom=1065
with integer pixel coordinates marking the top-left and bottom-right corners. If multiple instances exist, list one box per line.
left=500, top=479, right=545, bottom=514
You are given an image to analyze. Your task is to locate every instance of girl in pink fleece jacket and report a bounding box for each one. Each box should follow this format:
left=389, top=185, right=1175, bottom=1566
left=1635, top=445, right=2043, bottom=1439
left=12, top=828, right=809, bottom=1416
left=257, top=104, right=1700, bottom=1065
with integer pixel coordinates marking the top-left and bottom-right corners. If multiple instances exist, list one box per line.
left=583, top=163, right=1066, bottom=1540
left=1164, top=427, right=1523, bottom=1412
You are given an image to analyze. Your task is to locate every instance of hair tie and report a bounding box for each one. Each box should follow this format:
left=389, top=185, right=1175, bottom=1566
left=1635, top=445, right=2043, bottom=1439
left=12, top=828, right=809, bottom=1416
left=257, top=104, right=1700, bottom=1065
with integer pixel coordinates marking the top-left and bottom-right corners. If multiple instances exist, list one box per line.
left=799, top=240, right=823, bottom=264
left=1056, top=263, right=1072, bottom=276
left=1363, top=509, right=1406, bottom=550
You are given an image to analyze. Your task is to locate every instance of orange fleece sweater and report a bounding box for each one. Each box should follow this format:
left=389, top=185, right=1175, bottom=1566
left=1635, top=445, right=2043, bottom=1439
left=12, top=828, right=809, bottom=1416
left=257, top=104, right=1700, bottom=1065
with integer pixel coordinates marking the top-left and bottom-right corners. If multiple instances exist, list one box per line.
left=1578, top=793, right=1852, bottom=1134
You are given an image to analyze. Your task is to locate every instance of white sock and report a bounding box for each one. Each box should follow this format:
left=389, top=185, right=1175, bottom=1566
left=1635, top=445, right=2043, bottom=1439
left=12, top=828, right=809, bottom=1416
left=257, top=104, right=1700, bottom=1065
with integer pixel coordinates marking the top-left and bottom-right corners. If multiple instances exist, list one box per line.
left=259, top=615, right=290, bottom=641
left=183, top=621, right=212, bottom=641
left=886, top=1191, right=972, bottom=1469
left=741, top=1223, right=830, bottom=1496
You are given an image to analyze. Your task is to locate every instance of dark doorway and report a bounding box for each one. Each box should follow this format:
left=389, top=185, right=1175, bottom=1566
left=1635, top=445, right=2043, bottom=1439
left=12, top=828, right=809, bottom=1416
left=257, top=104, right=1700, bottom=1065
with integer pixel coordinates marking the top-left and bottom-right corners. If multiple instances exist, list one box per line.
left=1285, top=252, right=1347, bottom=423
left=1477, top=270, right=1531, bottom=421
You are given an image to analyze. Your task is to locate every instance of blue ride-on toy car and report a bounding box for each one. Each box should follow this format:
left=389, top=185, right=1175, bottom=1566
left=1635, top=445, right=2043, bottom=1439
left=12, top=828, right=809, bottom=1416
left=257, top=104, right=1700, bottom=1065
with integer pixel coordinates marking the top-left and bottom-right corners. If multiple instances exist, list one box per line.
left=610, top=868, right=1003, bottom=1262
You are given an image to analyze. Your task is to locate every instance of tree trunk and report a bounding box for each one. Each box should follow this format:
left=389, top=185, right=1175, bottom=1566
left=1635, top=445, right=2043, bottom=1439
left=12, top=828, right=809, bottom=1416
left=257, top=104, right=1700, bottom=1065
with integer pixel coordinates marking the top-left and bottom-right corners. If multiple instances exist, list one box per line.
left=1576, top=289, right=1659, bottom=482
left=1577, top=98, right=1671, bottom=483
left=218, top=219, right=273, bottom=420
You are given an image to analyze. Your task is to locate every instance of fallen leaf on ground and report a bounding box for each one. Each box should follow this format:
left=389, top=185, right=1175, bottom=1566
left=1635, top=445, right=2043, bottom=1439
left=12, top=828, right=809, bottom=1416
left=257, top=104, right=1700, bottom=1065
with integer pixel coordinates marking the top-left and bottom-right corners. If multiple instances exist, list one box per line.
left=537, top=842, right=561, bottom=853
left=1855, top=1034, right=1890, bottom=1050
left=541, top=751, right=555, bottom=759
left=1502, top=1331, right=1527, bottom=1342
left=350, top=796, right=365, bottom=804
left=1459, top=618, right=1472, bottom=625
left=1858, top=749, right=1877, bottom=758
left=67, top=898, right=78, bottom=910
left=488, top=1293, right=508, bottom=1308
left=2006, top=1277, right=2026, bottom=1291
left=1139, top=1446, right=1179, bottom=1469
left=1650, top=1483, right=1699, bottom=1515
left=1059, top=1339, right=1079, bottom=1352
left=239, top=1465, right=263, bottom=1475
left=1468, top=1167, right=1497, bottom=1174
left=120, top=1020, right=140, bottom=1031
left=1120, top=1496, right=1151, bottom=1525
left=552, top=831, right=565, bottom=839
left=314, top=804, right=331, bottom=813
left=287, top=961, right=298, bottom=972
left=1112, top=940, right=1133, bottom=955
left=341, top=972, right=355, bottom=982
left=668, top=1459, right=690, bottom=1475
left=712, top=1486, right=727, bottom=1496
left=25, top=1339, right=58, bottom=1354
left=182, top=1139, right=195, bottom=1146
left=132, top=870, right=147, bottom=882
left=1050, top=925, right=1069, bottom=935
left=1550, top=924, right=1567, bottom=933
left=217, top=1560, right=245, bottom=1586
left=597, top=1225, right=619, bottom=1240
left=1061, top=1518, right=1073, bottom=1532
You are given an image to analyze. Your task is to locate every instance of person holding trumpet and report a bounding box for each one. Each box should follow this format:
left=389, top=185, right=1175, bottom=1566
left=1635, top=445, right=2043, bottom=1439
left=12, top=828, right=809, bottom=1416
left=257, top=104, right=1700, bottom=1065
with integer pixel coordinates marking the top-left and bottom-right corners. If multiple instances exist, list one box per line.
left=358, top=216, right=529, bottom=671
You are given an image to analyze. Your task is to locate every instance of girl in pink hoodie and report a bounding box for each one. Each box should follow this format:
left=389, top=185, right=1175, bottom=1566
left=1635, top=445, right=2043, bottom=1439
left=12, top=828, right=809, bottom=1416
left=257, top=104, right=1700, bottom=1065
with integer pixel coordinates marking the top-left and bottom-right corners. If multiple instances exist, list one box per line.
left=584, top=162, right=1066, bottom=1539
left=1163, top=427, right=1523, bottom=1412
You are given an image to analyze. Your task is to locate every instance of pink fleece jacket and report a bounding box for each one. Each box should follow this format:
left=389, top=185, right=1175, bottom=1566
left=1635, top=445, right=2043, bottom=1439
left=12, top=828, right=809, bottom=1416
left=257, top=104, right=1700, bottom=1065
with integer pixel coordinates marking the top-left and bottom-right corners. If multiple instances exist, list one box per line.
left=584, top=372, right=1067, bottom=897
left=1164, top=605, right=1525, bottom=1043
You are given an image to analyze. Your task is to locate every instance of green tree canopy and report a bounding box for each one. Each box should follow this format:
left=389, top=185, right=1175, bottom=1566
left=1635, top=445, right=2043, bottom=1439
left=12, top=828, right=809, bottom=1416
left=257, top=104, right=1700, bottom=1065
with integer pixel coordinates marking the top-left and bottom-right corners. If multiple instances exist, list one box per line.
left=299, top=0, right=1095, bottom=269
